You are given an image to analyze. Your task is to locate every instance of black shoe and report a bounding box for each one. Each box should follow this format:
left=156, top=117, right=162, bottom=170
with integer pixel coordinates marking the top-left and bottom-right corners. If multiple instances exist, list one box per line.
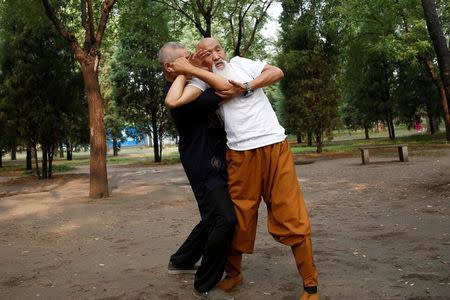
left=167, top=261, right=197, bottom=274
left=193, top=288, right=234, bottom=300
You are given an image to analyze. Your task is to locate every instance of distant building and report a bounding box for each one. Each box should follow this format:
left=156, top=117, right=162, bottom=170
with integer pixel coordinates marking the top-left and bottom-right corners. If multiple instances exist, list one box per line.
left=107, top=128, right=177, bottom=148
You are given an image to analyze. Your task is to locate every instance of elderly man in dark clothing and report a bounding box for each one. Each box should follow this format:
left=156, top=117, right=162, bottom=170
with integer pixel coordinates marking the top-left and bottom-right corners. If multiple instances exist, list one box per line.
left=158, top=42, right=236, bottom=300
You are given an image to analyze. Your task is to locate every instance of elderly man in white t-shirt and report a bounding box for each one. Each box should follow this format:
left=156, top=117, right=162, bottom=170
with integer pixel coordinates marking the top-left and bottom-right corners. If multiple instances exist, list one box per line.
left=168, top=37, right=319, bottom=300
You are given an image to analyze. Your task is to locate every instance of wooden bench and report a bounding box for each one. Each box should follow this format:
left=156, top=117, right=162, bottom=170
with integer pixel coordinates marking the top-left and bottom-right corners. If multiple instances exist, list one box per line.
left=359, top=144, right=408, bottom=165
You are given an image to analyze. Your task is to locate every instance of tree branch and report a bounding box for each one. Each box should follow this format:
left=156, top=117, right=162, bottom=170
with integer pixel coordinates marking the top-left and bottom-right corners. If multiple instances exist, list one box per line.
left=95, top=0, right=117, bottom=48
left=211, top=0, right=222, bottom=17
left=151, top=0, right=206, bottom=36
left=190, top=1, right=207, bottom=36
left=42, top=0, right=84, bottom=60
left=86, top=0, right=96, bottom=45
left=81, top=0, right=88, bottom=32
left=242, top=0, right=273, bottom=55
left=242, top=0, right=257, bottom=19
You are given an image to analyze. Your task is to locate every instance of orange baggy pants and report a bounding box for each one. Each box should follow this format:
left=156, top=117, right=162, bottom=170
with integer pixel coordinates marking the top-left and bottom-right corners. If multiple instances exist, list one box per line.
left=225, top=139, right=318, bottom=287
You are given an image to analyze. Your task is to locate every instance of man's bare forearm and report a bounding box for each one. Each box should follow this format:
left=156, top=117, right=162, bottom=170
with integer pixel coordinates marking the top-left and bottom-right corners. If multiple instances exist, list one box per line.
left=165, top=75, right=187, bottom=108
left=248, top=65, right=284, bottom=90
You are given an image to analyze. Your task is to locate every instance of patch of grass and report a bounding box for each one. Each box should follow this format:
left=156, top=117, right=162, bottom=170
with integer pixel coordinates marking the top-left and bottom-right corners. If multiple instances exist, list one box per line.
left=290, top=132, right=449, bottom=155
left=107, top=156, right=143, bottom=165
left=53, top=157, right=90, bottom=167
left=52, top=164, right=76, bottom=173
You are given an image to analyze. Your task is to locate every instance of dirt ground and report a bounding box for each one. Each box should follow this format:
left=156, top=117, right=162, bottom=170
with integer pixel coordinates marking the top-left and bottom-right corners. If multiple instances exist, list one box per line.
left=0, top=148, right=449, bottom=300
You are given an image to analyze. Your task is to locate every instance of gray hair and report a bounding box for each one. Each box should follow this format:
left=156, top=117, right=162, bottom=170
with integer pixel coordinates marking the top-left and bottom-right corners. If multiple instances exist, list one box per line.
left=158, top=42, right=186, bottom=64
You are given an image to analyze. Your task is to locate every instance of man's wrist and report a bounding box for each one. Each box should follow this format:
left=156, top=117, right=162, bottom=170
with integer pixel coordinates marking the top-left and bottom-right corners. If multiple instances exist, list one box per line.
left=243, top=82, right=254, bottom=97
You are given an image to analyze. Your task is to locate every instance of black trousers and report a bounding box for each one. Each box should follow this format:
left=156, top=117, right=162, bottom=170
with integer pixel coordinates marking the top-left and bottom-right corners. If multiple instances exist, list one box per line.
left=170, top=185, right=236, bottom=292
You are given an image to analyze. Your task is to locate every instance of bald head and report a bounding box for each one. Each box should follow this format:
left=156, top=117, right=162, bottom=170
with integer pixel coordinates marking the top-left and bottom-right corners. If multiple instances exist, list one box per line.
left=196, top=38, right=220, bottom=51
left=196, top=37, right=227, bottom=70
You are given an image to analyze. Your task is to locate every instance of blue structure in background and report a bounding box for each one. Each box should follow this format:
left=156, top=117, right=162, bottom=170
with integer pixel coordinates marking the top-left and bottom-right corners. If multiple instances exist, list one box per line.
left=107, top=128, right=147, bottom=148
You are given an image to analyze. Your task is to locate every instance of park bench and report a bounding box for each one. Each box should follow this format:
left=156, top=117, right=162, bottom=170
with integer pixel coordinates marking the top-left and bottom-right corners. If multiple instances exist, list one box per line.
left=359, top=144, right=408, bottom=165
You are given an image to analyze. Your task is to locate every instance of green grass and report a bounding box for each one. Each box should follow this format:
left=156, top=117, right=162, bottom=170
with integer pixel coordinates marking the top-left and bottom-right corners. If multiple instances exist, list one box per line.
left=1, top=131, right=448, bottom=175
left=0, top=147, right=181, bottom=175
left=290, top=131, right=448, bottom=155
left=52, top=164, right=76, bottom=173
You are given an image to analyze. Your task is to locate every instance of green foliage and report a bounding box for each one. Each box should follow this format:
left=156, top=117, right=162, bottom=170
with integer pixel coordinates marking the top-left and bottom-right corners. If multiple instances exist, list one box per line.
left=52, top=164, right=76, bottom=173
left=339, top=0, right=446, bottom=138
left=0, top=0, right=87, bottom=175
left=111, top=0, right=173, bottom=161
left=278, top=0, right=342, bottom=152
left=393, top=62, right=441, bottom=127
left=153, top=0, right=273, bottom=59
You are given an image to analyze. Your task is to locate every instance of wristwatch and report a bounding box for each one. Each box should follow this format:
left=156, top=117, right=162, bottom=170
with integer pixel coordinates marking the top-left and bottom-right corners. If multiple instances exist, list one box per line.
left=243, top=82, right=254, bottom=97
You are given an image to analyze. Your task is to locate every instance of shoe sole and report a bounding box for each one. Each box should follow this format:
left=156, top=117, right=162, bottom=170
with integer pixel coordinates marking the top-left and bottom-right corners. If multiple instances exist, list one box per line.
left=192, top=291, right=205, bottom=299
left=167, top=269, right=197, bottom=275
left=218, top=276, right=243, bottom=292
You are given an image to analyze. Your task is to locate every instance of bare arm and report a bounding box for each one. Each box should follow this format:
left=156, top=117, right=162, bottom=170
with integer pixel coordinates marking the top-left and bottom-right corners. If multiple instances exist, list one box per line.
left=216, top=64, right=284, bottom=98
left=249, top=64, right=284, bottom=90
left=165, top=75, right=202, bottom=109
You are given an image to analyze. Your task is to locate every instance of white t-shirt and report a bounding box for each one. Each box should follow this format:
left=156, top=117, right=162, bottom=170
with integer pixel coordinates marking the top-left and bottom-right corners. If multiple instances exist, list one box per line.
left=215, top=56, right=286, bottom=151
left=187, top=77, right=209, bottom=91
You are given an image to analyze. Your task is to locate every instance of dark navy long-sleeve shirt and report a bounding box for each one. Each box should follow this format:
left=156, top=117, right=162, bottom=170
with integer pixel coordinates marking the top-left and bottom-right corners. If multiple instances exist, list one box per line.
left=164, top=81, right=228, bottom=202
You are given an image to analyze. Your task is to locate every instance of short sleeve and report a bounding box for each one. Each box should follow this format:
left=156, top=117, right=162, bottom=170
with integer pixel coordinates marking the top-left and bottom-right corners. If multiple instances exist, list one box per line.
left=230, top=56, right=266, bottom=78
left=187, top=77, right=210, bottom=92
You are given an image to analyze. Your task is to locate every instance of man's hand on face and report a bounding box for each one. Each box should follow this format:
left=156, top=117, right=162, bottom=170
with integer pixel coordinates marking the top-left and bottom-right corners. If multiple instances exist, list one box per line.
left=188, top=49, right=211, bottom=70
left=215, top=79, right=246, bottom=99
left=168, top=57, right=195, bottom=75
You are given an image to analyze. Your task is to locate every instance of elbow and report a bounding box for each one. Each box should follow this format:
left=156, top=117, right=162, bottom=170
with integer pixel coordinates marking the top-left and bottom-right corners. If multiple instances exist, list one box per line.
left=165, top=98, right=177, bottom=109
left=266, top=65, right=284, bottom=82
left=275, top=67, right=284, bottom=81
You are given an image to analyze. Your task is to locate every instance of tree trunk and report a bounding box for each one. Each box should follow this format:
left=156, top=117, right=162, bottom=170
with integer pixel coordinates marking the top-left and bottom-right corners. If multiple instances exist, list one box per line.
left=42, top=0, right=116, bottom=195
left=421, top=0, right=450, bottom=110
left=364, top=124, right=370, bottom=139
left=234, top=15, right=244, bottom=57
left=151, top=111, right=161, bottom=162
left=315, top=130, right=323, bottom=153
left=296, top=132, right=302, bottom=144
left=205, top=20, right=211, bottom=38
left=33, top=143, right=40, bottom=179
left=0, top=150, right=2, bottom=168
left=426, top=103, right=435, bottom=134
left=307, top=131, right=313, bottom=147
left=433, top=115, right=440, bottom=132
left=66, top=142, right=72, bottom=161
left=386, top=115, right=396, bottom=140
left=26, top=144, right=32, bottom=170
left=390, top=119, right=396, bottom=139
left=42, top=144, right=48, bottom=179
left=82, top=65, right=109, bottom=198
left=10, top=142, right=16, bottom=160
left=423, top=58, right=450, bottom=140
left=59, top=143, right=64, bottom=158
left=112, top=139, right=119, bottom=156
left=48, top=144, right=54, bottom=179
left=159, top=134, right=163, bottom=162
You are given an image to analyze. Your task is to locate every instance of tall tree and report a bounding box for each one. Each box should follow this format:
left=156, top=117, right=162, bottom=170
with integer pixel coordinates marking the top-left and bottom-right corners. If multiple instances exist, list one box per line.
left=1, top=0, right=83, bottom=178
left=152, top=0, right=222, bottom=38
left=111, top=0, right=171, bottom=162
left=153, top=0, right=272, bottom=58
left=278, top=0, right=341, bottom=152
left=220, top=0, right=273, bottom=57
left=340, top=0, right=450, bottom=140
left=42, top=0, right=117, bottom=198
left=421, top=0, right=450, bottom=140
